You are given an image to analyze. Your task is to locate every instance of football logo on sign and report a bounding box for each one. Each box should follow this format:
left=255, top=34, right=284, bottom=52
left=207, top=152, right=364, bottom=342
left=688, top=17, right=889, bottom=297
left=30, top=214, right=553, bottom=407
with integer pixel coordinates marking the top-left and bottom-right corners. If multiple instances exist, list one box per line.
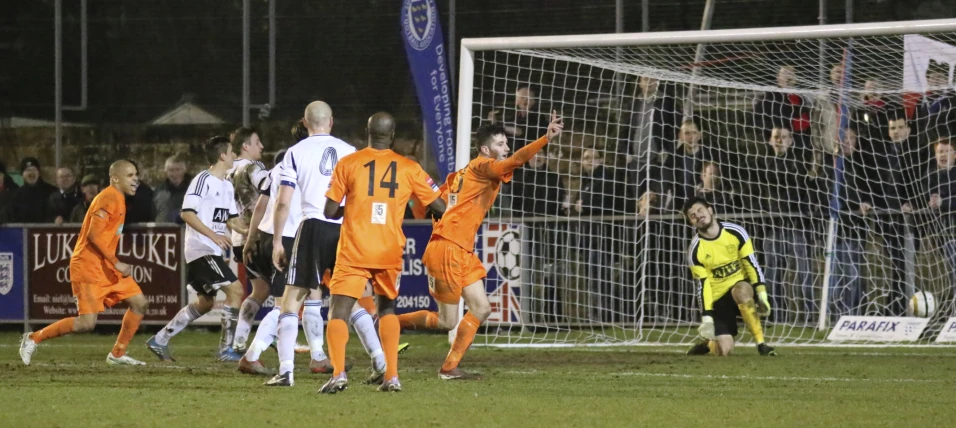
left=401, top=0, right=437, bottom=51
left=0, top=252, right=12, bottom=296
left=494, top=230, right=521, bottom=281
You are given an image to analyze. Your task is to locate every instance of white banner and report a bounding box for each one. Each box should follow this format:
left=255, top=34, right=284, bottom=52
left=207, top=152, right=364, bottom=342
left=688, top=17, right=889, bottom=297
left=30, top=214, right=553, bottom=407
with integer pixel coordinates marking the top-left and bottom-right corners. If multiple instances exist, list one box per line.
left=827, top=316, right=929, bottom=342
left=934, top=317, right=956, bottom=343
left=903, top=34, right=956, bottom=92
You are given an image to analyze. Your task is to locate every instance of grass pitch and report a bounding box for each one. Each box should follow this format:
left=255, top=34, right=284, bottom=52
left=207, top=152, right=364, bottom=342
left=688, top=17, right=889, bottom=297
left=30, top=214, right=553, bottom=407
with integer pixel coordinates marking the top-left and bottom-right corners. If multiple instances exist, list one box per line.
left=2, top=329, right=955, bottom=427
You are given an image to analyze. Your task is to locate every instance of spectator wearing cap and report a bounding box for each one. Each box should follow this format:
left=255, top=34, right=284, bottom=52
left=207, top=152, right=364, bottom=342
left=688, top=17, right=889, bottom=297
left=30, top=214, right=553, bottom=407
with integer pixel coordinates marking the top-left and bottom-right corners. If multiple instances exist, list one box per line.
left=9, top=157, right=56, bottom=223
left=69, top=175, right=100, bottom=223
left=124, top=160, right=154, bottom=223
left=153, top=154, right=191, bottom=224
left=47, top=166, right=82, bottom=225
left=0, top=161, right=20, bottom=224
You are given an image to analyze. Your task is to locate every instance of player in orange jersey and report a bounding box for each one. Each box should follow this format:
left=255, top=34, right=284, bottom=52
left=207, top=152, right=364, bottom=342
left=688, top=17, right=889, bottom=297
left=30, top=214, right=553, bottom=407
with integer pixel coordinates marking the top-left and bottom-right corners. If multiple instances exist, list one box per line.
left=398, top=112, right=563, bottom=380
left=19, top=160, right=149, bottom=366
left=319, top=112, right=445, bottom=393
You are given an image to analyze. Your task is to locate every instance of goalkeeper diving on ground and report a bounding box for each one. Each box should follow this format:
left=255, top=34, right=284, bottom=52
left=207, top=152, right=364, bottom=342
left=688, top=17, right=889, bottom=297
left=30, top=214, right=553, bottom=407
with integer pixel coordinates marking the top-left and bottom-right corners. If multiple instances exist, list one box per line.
left=682, top=196, right=777, bottom=356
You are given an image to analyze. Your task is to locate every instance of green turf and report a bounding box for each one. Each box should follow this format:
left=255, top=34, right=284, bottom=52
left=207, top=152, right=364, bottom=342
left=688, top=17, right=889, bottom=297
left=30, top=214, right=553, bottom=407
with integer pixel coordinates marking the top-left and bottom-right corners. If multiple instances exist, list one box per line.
left=2, top=330, right=955, bottom=426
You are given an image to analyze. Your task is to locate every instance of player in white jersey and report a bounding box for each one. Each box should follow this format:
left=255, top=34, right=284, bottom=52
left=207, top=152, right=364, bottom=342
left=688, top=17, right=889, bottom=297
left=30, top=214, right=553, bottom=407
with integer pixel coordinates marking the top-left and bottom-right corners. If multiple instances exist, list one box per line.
left=237, top=123, right=325, bottom=374
left=225, top=127, right=272, bottom=353
left=264, top=101, right=388, bottom=387
left=147, top=136, right=247, bottom=362
left=237, top=148, right=299, bottom=375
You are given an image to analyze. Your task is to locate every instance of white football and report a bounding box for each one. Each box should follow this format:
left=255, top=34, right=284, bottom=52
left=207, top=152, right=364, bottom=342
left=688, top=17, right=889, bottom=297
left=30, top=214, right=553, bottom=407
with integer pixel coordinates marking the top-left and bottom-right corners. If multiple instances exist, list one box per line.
left=909, top=290, right=936, bottom=318
left=494, top=230, right=521, bottom=281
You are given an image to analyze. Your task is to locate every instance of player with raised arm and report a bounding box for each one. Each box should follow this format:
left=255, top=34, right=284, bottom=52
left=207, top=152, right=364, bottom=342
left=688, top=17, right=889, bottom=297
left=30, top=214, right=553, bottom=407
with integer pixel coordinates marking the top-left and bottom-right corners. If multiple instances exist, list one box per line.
left=397, top=112, right=563, bottom=380
left=146, top=136, right=248, bottom=362
left=265, top=101, right=387, bottom=387
left=20, top=160, right=149, bottom=366
left=682, top=196, right=777, bottom=357
left=226, top=127, right=271, bottom=353
left=319, top=111, right=445, bottom=393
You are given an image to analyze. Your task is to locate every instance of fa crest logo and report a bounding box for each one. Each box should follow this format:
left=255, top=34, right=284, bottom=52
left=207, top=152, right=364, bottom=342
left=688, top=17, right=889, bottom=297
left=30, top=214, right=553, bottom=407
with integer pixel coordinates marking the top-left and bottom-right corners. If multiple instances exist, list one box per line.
left=0, top=253, right=13, bottom=296
left=401, top=0, right=437, bottom=51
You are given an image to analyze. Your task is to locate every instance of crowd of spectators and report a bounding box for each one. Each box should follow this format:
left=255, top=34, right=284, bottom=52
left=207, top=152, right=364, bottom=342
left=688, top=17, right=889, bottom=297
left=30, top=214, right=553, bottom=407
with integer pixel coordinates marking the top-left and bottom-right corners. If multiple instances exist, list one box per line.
left=0, top=153, right=191, bottom=226
left=487, top=69, right=956, bottom=321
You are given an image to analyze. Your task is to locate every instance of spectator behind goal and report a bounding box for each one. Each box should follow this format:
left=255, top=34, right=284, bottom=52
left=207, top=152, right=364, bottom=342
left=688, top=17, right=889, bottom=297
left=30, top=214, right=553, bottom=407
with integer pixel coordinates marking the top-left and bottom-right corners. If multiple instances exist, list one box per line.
left=47, top=166, right=81, bottom=225
left=124, top=160, right=155, bottom=223
left=153, top=154, right=192, bottom=224
left=9, top=157, right=56, bottom=223
left=70, top=175, right=100, bottom=223
left=0, top=160, right=20, bottom=224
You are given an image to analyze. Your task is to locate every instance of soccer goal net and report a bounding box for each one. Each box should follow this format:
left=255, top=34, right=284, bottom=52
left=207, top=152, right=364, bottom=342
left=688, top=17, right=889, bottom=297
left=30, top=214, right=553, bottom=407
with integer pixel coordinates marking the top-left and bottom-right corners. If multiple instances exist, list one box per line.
left=456, top=19, right=956, bottom=346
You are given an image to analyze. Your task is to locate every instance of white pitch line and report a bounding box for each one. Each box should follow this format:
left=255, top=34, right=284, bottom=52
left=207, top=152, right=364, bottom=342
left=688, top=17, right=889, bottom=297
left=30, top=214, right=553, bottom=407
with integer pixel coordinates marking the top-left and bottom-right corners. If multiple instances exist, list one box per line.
left=489, top=347, right=956, bottom=358
left=607, top=372, right=947, bottom=383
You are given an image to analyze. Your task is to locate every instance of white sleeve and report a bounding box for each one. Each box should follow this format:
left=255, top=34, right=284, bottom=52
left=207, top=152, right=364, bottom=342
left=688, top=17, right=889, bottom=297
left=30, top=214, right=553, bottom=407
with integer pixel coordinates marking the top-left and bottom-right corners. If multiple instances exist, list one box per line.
left=278, top=148, right=299, bottom=187
left=228, top=183, right=240, bottom=217
left=252, top=161, right=270, bottom=190
left=182, top=175, right=205, bottom=212
left=259, top=171, right=274, bottom=196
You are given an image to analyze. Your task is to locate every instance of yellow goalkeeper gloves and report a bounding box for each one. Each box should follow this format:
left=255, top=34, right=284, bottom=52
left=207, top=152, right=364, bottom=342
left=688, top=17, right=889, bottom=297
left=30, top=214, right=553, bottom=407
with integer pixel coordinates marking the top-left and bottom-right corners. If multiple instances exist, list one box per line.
left=698, top=315, right=716, bottom=340
left=755, top=284, right=772, bottom=317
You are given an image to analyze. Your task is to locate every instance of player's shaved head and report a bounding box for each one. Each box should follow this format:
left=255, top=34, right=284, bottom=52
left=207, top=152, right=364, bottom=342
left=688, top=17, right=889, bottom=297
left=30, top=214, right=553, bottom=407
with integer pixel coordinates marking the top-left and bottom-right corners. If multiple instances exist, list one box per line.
left=108, top=159, right=139, bottom=196
left=108, top=160, right=134, bottom=179
left=304, top=101, right=333, bottom=132
left=367, top=112, right=396, bottom=149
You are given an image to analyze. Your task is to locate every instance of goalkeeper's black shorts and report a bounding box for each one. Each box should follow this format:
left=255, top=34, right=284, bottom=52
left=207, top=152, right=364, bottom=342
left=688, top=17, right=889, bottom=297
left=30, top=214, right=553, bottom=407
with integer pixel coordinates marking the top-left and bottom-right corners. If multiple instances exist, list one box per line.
left=712, top=291, right=741, bottom=337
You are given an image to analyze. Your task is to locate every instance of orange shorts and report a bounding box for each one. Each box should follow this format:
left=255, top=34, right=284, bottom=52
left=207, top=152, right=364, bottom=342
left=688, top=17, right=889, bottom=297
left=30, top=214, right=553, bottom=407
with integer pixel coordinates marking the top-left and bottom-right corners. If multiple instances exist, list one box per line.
left=329, top=263, right=402, bottom=300
left=421, top=237, right=486, bottom=305
left=72, top=276, right=142, bottom=315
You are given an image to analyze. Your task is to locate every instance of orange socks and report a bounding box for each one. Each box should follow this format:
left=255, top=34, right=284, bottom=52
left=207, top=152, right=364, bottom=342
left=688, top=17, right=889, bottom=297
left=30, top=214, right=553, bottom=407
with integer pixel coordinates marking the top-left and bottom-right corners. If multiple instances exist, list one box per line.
left=441, top=312, right=480, bottom=371
left=30, top=317, right=76, bottom=344
left=358, top=296, right=377, bottom=316
left=378, top=314, right=400, bottom=380
left=397, top=310, right=439, bottom=330
left=111, top=310, right=143, bottom=357
left=326, top=319, right=350, bottom=376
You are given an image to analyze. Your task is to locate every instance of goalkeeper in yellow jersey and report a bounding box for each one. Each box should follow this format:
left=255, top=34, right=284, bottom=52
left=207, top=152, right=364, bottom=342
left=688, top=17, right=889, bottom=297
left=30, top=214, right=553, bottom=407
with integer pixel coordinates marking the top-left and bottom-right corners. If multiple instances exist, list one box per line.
left=682, top=196, right=777, bottom=356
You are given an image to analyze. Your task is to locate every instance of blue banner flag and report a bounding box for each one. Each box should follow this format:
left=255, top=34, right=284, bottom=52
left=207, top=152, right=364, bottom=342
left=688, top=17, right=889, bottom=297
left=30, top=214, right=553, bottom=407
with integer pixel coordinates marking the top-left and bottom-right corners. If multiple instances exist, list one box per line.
left=401, top=0, right=455, bottom=180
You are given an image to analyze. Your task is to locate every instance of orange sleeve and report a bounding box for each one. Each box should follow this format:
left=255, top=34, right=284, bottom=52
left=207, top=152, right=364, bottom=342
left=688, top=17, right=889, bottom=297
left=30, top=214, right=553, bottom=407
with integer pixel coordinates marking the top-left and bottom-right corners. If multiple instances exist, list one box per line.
left=408, top=165, right=440, bottom=207
left=476, top=135, right=549, bottom=180
left=87, top=195, right=119, bottom=265
left=325, top=159, right=349, bottom=203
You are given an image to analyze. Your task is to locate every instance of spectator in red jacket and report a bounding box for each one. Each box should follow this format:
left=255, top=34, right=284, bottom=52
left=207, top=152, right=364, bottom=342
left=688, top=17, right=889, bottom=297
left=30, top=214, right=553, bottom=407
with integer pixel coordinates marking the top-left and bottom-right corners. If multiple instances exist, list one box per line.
left=754, top=65, right=812, bottom=150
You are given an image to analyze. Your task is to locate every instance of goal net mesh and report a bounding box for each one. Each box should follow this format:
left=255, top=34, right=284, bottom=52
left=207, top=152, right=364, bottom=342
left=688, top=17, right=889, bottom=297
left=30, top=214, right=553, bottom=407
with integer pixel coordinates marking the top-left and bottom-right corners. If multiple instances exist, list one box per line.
left=466, top=30, right=956, bottom=346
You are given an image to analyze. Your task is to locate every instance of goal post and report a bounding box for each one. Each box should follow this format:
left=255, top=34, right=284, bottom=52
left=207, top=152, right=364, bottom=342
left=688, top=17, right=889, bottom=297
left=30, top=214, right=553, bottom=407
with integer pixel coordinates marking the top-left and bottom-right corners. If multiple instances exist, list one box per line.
left=455, top=19, right=956, bottom=346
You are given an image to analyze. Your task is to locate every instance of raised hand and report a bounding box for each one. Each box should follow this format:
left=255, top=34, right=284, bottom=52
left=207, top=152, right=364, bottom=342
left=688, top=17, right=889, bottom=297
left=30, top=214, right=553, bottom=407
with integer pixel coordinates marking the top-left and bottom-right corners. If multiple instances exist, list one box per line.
left=547, top=110, right=564, bottom=141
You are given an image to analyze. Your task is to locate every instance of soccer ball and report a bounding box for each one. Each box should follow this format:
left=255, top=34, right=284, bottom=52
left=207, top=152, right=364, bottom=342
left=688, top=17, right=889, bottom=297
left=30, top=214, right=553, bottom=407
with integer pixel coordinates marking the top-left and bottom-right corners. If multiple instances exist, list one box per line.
left=908, top=290, right=936, bottom=318
left=494, top=230, right=521, bottom=281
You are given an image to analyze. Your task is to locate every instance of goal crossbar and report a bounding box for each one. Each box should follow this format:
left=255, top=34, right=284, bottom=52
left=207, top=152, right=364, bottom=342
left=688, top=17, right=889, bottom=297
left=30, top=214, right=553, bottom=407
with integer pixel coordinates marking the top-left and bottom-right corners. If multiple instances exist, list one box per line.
left=456, top=18, right=956, bottom=169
